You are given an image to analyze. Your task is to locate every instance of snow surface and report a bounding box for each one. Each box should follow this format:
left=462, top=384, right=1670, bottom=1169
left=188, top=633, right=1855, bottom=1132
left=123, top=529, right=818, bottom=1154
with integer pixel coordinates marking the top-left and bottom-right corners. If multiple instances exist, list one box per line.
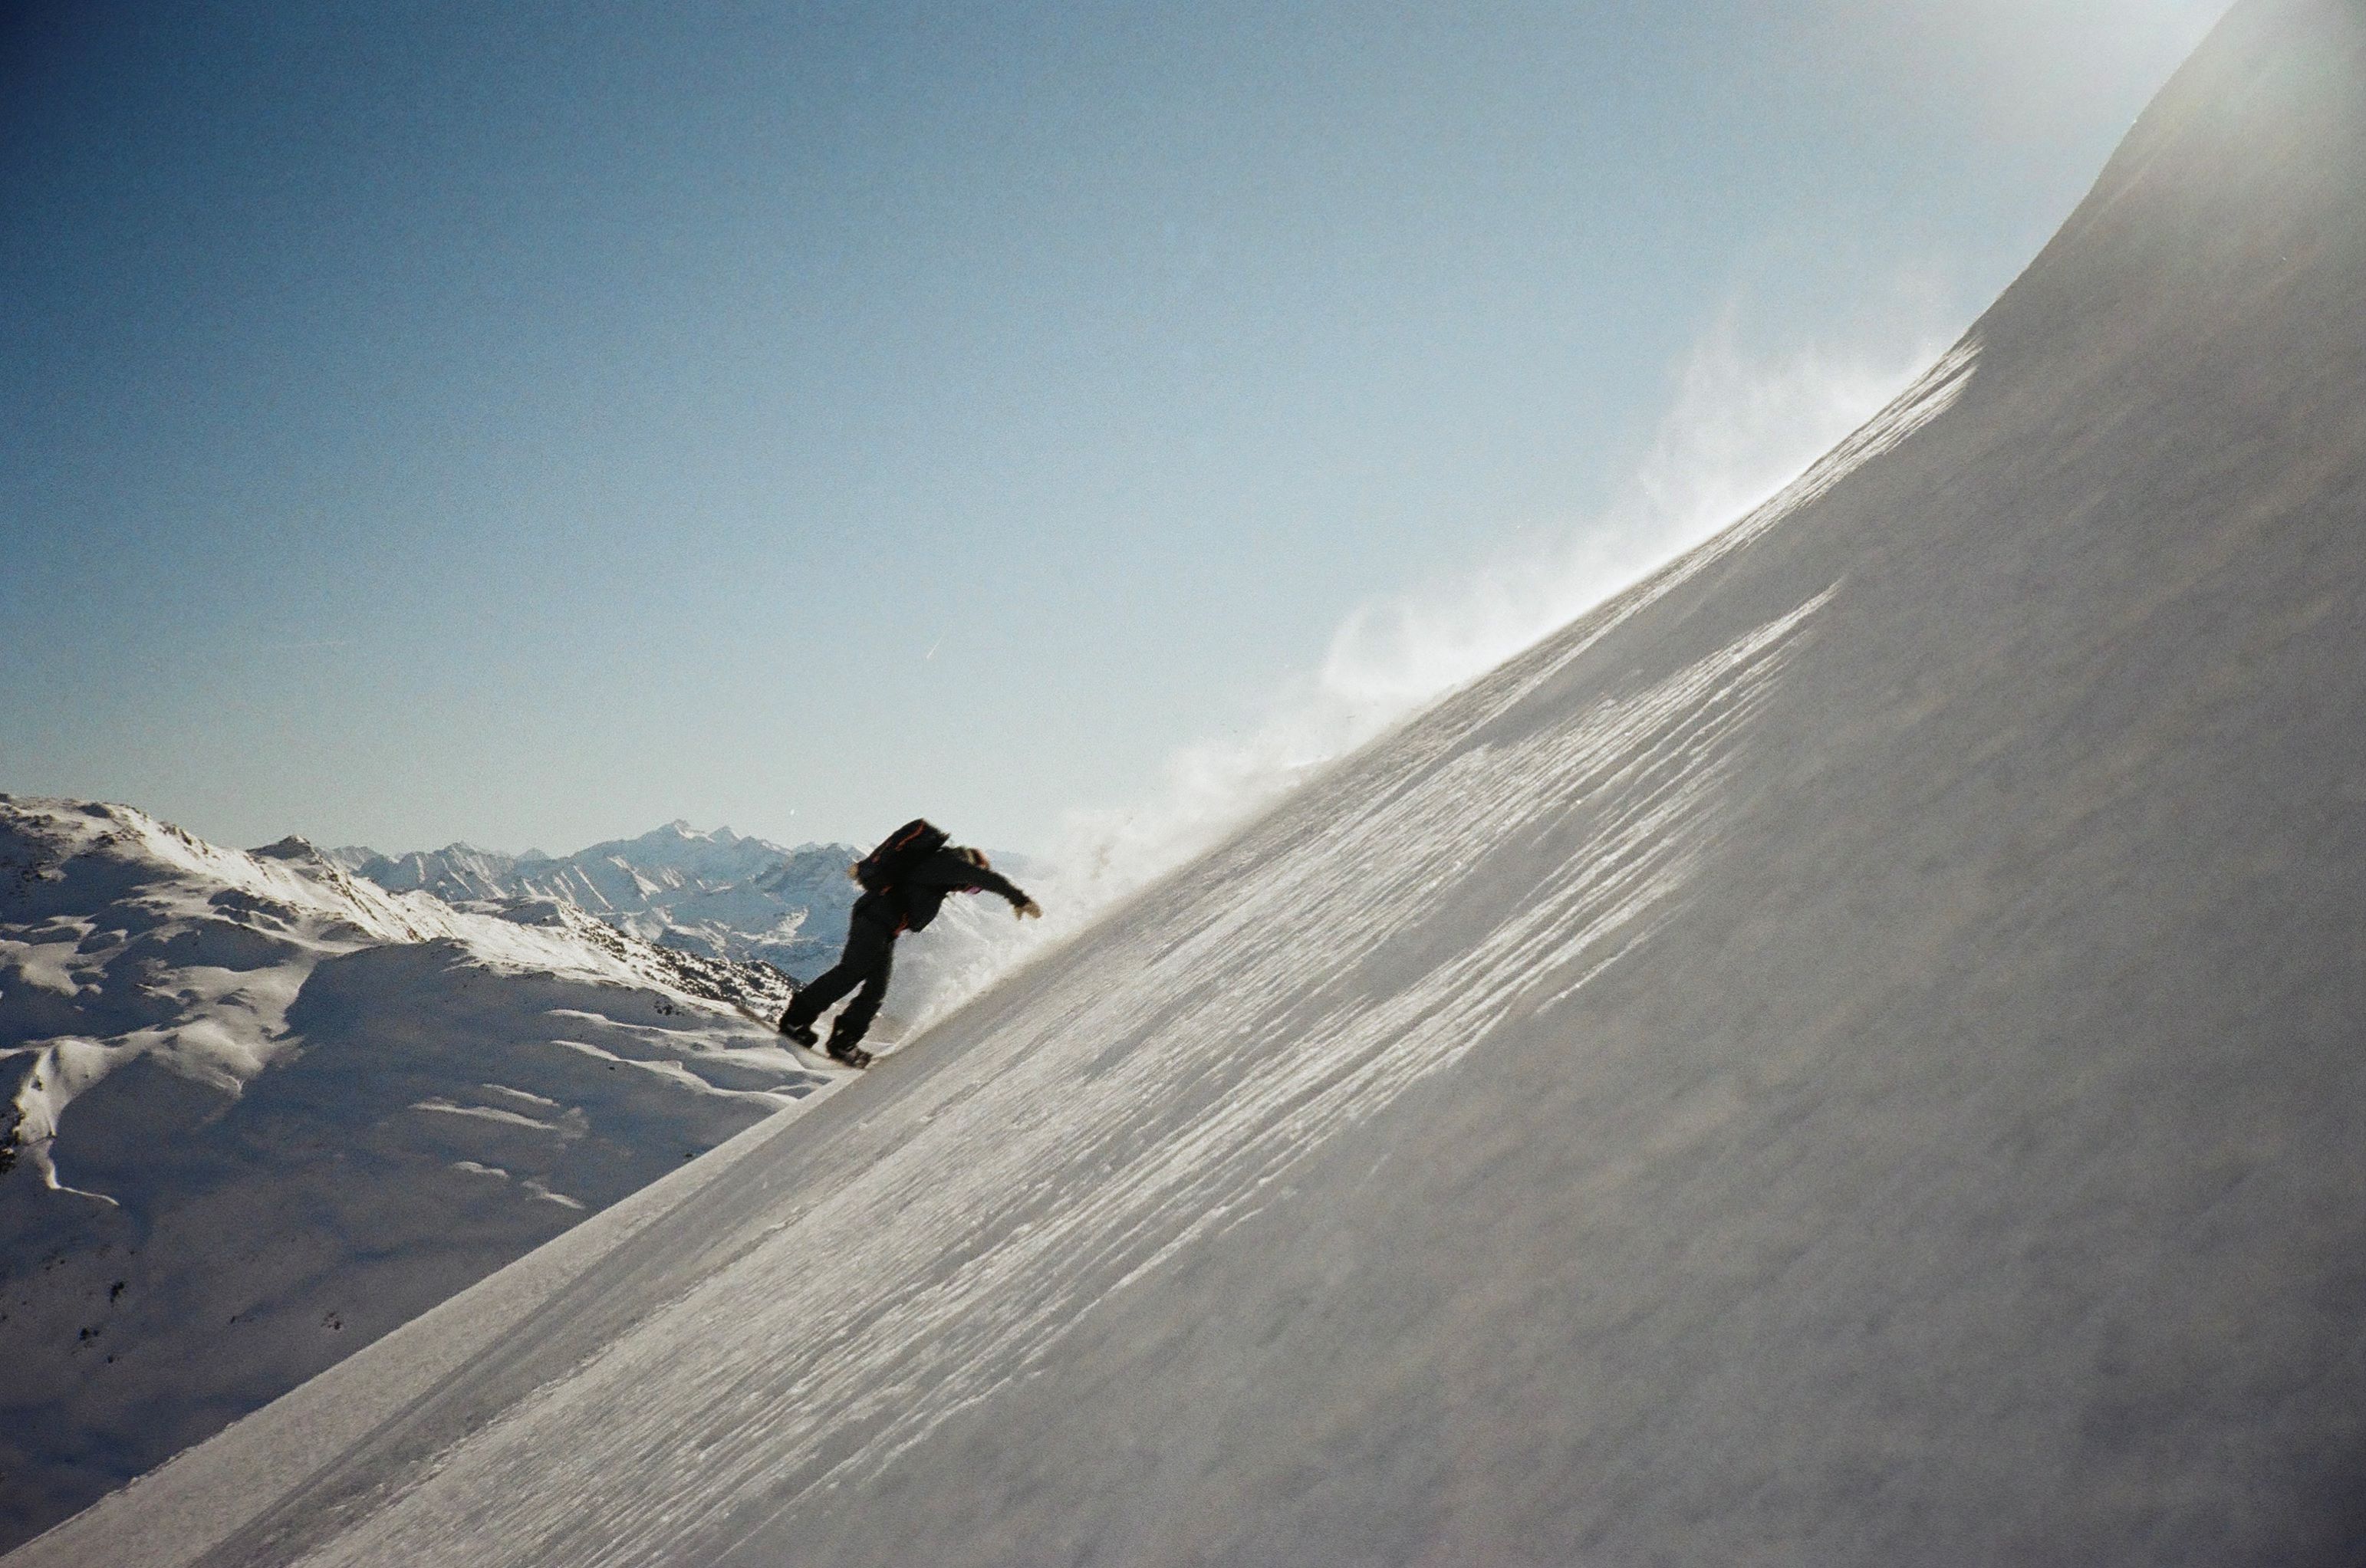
left=17, top=1, right=2366, bottom=1562
left=0, top=800, right=841, bottom=1550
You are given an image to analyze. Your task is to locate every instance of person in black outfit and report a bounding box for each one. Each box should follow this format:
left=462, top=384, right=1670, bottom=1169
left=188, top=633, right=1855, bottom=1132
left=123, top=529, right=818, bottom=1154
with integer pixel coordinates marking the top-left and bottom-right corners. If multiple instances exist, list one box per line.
left=780, top=843, right=1040, bottom=1065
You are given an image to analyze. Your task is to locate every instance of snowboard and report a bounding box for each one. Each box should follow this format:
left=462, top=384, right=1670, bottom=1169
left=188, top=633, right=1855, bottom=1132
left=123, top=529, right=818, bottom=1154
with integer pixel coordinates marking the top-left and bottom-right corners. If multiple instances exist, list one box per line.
left=727, top=997, right=869, bottom=1070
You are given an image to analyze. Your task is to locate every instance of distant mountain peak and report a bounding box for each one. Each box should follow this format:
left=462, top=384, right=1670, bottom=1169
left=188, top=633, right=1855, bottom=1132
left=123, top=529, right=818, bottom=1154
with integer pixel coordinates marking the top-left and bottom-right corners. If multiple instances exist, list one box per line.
left=341, top=820, right=865, bottom=975
left=647, top=820, right=739, bottom=845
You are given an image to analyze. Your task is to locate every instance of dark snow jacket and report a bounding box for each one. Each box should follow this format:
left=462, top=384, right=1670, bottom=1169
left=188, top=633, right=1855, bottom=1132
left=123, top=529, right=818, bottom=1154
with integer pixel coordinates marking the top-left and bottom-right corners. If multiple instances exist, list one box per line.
left=879, top=847, right=1031, bottom=932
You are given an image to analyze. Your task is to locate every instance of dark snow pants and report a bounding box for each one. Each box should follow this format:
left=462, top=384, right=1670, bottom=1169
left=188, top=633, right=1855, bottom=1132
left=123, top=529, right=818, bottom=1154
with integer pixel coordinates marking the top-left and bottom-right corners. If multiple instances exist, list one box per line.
left=782, top=901, right=897, bottom=1048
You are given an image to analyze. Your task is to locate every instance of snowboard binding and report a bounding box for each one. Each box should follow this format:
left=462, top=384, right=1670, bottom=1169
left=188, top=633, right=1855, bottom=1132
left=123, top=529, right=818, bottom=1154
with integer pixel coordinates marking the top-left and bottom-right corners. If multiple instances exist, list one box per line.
left=778, top=1010, right=868, bottom=1069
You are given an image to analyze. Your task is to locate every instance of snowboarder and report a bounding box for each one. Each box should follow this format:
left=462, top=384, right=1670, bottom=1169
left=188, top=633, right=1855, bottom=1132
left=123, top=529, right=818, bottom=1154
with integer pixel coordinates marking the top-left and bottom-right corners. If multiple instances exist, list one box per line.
left=779, top=820, right=1041, bottom=1067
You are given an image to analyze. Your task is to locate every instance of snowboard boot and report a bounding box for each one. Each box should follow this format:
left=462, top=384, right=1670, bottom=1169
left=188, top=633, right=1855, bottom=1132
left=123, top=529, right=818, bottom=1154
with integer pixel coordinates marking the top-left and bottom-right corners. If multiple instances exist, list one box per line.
left=824, top=1035, right=873, bottom=1069
left=778, top=1015, right=819, bottom=1049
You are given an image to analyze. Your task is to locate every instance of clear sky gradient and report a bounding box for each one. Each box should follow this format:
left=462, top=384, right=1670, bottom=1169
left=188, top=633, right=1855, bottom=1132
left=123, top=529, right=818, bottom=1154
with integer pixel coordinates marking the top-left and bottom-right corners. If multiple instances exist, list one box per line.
left=2, top=1, right=2224, bottom=858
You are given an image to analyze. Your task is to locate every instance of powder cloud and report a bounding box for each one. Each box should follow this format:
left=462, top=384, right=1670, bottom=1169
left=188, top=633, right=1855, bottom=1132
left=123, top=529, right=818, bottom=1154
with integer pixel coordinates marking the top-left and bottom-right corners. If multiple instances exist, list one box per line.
left=893, top=314, right=1961, bottom=1023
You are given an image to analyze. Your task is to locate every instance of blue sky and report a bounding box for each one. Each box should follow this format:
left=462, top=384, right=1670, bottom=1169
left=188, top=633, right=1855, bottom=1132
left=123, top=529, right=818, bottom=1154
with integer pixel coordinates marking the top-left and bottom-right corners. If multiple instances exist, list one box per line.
left=2, top=1, right=2223, bottom=859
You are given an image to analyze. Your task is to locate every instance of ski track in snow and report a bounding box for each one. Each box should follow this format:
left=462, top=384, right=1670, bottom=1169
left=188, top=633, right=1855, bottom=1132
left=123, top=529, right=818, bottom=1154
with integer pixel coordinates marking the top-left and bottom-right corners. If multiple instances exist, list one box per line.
left=273, top=343, right=1976, bottom=1568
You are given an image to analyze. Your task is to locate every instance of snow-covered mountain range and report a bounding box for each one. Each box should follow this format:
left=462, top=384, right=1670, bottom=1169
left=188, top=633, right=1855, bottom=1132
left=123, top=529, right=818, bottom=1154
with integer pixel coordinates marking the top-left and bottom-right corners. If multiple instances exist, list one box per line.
left=0, top=797, right=834, bottom=1550
left=332, top=823, right=864, bottom=977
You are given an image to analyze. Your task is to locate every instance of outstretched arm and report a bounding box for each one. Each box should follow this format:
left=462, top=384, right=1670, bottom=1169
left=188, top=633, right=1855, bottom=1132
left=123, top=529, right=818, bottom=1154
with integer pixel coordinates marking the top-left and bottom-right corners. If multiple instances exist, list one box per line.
left=963, top=863, right=1032, bottom=909
left=910, top=849, right=1042, bottom=917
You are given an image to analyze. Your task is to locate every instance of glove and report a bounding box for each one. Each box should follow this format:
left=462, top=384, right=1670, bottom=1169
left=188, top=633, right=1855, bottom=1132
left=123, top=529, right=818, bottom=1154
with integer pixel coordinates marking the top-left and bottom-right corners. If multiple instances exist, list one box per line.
left=847, top=863, right=862, bottom=883
left=1013, top=898, right=1043, bottom=921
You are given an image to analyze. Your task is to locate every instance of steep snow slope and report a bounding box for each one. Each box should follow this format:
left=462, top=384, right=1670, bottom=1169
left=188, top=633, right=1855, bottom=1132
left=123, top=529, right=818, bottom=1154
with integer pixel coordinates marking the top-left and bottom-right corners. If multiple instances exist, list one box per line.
left=0, top=799, right=831, bottom=1551
left=18, top=1, right=2366, bottom=1563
